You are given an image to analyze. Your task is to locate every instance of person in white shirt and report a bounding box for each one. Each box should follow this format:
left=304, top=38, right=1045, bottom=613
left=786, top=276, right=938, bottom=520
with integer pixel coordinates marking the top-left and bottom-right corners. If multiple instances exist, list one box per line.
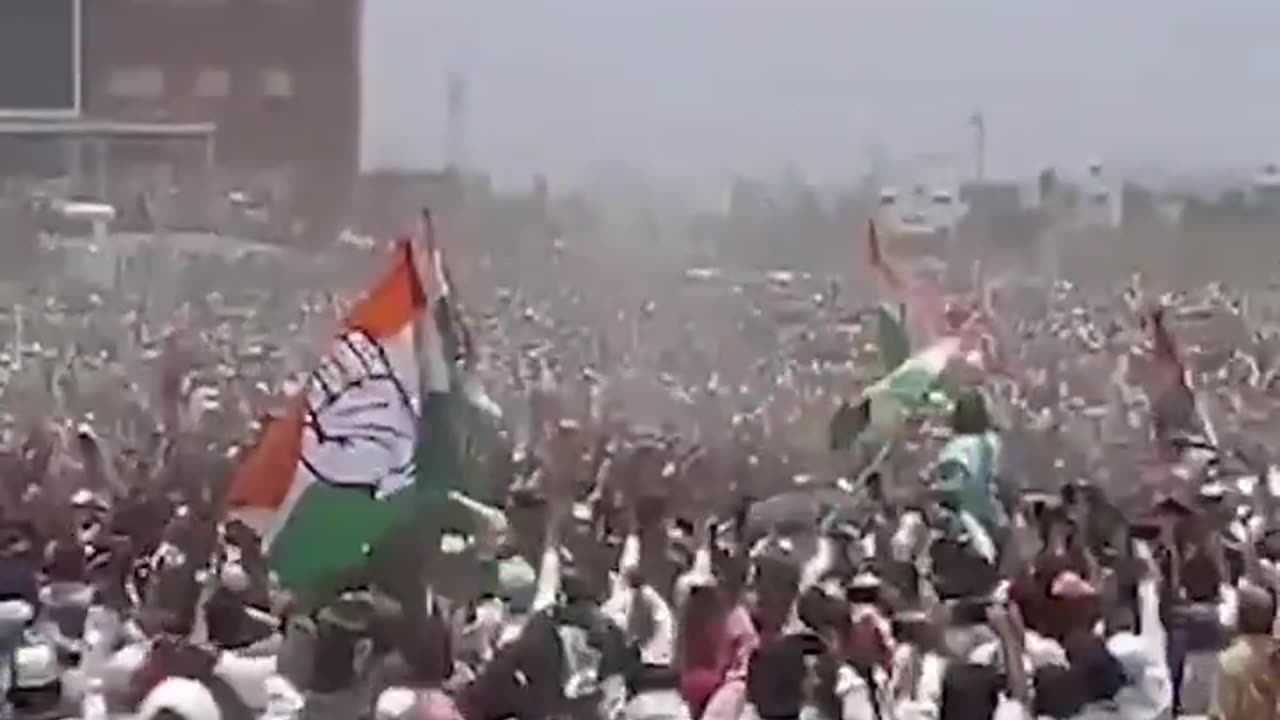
left=1101, top=542, right=1172, bottom=720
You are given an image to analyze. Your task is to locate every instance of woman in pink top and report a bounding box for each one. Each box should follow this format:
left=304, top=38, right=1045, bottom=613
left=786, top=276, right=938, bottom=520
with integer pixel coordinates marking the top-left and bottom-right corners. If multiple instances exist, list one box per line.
left=677, top=558, right=758, bottom=720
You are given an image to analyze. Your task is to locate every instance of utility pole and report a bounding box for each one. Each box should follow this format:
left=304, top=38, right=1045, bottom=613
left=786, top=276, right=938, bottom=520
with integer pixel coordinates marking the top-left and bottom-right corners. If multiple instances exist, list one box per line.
left=445, top=71, right=468, bottom=173
left=970, top=111, right=986, bottom=183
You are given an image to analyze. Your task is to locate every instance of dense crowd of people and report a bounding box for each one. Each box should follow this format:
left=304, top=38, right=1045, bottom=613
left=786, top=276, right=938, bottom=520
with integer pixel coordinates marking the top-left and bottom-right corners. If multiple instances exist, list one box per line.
left=0, top=222, right=1276, bottom=720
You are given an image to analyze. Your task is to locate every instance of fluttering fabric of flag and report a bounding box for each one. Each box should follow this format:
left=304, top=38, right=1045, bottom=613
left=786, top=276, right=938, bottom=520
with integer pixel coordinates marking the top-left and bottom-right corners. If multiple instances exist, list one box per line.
left=1144, top=305, right=1218, bottom=470
left=228, top=236, right=500, bottom=603
left=829, top=337, right=961, bottom=451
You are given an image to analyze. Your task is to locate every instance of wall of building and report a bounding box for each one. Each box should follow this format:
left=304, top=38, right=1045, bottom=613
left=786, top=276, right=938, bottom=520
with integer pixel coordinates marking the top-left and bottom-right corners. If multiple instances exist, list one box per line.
left=81, top=0, right=361, bottom=242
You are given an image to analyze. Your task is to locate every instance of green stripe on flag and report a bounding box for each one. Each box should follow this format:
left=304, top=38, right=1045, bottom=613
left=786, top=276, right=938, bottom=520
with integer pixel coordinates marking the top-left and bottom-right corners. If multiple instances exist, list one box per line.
left=830, top=337, right=958, bottom=451
left=415, top=389, right=464, bottom=504
left=268, top=482, right=418, bottom=598
left=876, top=303, right=911, bottom=372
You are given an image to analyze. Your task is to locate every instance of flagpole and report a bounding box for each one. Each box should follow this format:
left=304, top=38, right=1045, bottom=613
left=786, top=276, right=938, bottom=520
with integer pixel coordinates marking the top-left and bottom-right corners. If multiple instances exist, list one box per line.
left=413, top=209, right=442, bottom=402
left=12, top=304, right=23, bottom=373
left=365, top=211, right=442, bottom=616
left=970, top=111, right=986, bottom=183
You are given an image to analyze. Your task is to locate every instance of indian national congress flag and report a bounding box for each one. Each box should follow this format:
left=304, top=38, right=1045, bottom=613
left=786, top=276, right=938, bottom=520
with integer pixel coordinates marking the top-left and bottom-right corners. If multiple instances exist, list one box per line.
left=229, top=240, right=456, bottom=598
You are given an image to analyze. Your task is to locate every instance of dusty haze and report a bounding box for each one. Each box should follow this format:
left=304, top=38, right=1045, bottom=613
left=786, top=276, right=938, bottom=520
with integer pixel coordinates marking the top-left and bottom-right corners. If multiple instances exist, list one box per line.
left=362, top=0, right=1280, bottom=185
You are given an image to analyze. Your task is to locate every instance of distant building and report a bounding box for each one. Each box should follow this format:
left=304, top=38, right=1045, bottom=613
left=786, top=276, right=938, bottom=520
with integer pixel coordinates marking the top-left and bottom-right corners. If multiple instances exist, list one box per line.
left=81, top=0, right=362, bottom=243
left=0, top=0, right=81, bottom=117
left=1250, top=163, right=1280, bottom=209
left=354, top=169, right=467, bottom=239
left=1120, top=181, right=1157, bottom=227
left=874, top=186, right=954, bottom=264
left=1076, top=160, right=1122, bottom=229
left=959, top=181, right=1023, bottom=218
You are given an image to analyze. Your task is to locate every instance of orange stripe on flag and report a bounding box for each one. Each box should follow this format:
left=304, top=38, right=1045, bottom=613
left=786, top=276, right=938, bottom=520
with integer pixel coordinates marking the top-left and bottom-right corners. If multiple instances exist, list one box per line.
left=864, top=219, right=948, bottom=343
left=346, top=241, right=428, bottom=339
left=227, top=240, right=427, bottom=511
left=229, top=398, right=305, bottom=509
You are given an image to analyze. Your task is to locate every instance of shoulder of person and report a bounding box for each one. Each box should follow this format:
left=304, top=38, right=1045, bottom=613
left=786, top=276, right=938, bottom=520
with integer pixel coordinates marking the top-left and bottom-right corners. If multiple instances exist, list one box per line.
left=1217, top=637, right=1259, bottom=675
left=834, top=664, right=867, bottom=697
left=1023, top=631, right=1068, bottom=668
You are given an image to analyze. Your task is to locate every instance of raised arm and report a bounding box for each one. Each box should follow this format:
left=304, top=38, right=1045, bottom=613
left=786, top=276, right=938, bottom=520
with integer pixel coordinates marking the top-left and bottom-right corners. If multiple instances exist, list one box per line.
left=1132, top=541, right=1167, bottom=654
left=529, top=507, right=563, bottom=614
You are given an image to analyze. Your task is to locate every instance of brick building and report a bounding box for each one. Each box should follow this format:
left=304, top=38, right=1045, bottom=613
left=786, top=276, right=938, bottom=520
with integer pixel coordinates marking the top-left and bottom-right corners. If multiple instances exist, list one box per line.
left=80, top=0, right=362, bottom=242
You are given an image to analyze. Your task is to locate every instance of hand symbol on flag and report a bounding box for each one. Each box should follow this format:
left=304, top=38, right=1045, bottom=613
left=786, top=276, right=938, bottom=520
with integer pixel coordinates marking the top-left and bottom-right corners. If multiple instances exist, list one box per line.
left=300, top=330, right=417, bottom=499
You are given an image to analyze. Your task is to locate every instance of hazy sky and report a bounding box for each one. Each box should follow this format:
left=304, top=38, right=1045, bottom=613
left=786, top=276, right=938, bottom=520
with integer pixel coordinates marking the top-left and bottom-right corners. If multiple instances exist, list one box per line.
left=362, top=1, right=1280, bottom=185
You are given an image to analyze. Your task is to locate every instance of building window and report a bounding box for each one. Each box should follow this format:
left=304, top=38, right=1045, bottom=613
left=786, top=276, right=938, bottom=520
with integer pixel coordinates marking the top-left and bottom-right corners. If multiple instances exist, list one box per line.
left=261, top=68, right=295, bottom=99
left=107, top=67, right=165, bottom=98
left=193, top=67, right=231, bottom=98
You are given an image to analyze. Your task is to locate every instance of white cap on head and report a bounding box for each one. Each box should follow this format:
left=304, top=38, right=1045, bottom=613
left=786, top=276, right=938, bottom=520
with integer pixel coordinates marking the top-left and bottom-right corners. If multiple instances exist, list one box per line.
left=0, top=599, right=33, bottom=627
left=376, top=687, right=418, bottom=720
left=218, top=563, right=250, bottom=593
left=13, top=641, right=58, bottom=689
left=138, top=677, right=221, bottom=720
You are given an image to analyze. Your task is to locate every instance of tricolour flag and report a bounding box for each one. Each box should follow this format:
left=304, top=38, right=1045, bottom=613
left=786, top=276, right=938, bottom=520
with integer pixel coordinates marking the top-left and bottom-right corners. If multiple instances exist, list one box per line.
left=866, top=220, right=997, bottom=372
left=866, top=219, right=947, bottom=346
left=830, top=337, right=961, bottom=450
left=1144, top=305, right=1218, bottom=469
left=229, top=240, right=447, bottom=599
left=875, top=303, right=911, bottom=372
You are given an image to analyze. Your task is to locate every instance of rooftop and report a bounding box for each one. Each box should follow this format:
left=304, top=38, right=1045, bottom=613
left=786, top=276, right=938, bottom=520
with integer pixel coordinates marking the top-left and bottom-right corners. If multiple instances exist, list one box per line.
left=0, top=117, right=215, bottom=138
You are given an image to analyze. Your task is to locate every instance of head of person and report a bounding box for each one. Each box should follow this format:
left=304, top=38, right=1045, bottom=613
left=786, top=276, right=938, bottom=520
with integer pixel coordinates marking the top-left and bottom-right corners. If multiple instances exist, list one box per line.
left=950, top=389, right=992, bottom=436
left=1033, top=663, right=1086, bottom=719
left=400, top=604, right=455, bottom=688
left=469, top=611, right=565, bottom=720
left=559, top=567, right=601, bottom=611
left=677, top=583, right=725, bottom=670
left=1236, top=582, right=1277, bottom=636
left=203, top=586, right=252, bottom=651
left=310, top=597, right=373, bottom=693
left=796, top=585, right=847, bottom=647
left=748, top=554, right=801, bottom=637
left=932, top=537, right=998, bottom=601
left=747, top=634, right=809, bottom=720
left=1041, top=570, right=1101, bottom=636
left=1062, top=631, right=1126, bottom=707
left=940, top=662, right=1003, bottom=720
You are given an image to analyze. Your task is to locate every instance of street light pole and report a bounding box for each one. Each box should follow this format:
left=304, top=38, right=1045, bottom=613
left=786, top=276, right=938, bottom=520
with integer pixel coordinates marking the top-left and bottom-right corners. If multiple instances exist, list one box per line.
left=970, top=111, right=986, bottom=182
